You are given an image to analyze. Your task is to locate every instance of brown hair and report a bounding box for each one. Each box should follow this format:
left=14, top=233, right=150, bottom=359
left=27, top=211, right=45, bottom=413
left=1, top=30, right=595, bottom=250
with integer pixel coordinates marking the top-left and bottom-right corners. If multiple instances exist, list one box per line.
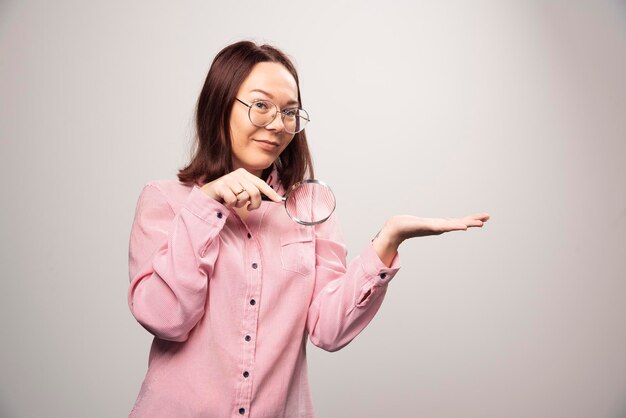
left=177, top=41, right=314, bottom=190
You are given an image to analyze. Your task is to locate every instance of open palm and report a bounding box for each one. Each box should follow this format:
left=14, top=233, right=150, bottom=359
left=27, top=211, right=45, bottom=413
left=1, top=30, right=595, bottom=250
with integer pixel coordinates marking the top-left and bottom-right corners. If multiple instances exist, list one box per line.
left=371, top=212, right=489, bottom=266
left=388, top=213, right=490, bottom=241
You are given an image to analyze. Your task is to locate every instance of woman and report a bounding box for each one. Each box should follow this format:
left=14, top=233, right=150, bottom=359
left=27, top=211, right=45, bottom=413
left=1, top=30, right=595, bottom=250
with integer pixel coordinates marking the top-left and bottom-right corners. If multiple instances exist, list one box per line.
left=127, top=40, right=489, bottom=418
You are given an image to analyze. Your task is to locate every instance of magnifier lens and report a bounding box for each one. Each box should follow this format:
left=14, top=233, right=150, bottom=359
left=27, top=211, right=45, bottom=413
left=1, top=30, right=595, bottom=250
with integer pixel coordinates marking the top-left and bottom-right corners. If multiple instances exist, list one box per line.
left=285, top=181, right=336, bottom=225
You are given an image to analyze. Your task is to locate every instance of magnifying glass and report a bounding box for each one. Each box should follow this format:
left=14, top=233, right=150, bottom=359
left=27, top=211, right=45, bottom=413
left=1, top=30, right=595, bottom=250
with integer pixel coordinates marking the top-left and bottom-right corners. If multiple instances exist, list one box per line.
left=261, top=179, right=336, bottom=226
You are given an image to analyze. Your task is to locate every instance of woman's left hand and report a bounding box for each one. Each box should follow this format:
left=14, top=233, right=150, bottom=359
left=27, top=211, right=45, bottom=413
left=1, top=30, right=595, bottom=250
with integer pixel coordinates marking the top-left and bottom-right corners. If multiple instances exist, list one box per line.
left=384, top=213, right=490, bottom=243
left=372, top=213, right=490, bottom=266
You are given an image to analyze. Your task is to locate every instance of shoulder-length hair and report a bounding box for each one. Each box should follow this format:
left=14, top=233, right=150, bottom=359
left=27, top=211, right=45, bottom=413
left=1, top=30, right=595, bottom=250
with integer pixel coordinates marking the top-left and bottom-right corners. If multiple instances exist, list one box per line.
left=177, top=41, right=314, bottom=190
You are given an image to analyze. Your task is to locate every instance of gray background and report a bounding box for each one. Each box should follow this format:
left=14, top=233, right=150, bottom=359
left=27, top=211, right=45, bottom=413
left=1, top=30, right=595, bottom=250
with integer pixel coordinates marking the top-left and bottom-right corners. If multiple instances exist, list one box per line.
left=1, top=1, right=625, bottom=417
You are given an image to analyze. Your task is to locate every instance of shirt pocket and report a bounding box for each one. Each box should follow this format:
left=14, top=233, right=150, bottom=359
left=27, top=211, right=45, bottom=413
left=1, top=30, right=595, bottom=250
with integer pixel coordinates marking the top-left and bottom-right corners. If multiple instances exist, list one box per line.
left=280, top=228, right=315, bottom=276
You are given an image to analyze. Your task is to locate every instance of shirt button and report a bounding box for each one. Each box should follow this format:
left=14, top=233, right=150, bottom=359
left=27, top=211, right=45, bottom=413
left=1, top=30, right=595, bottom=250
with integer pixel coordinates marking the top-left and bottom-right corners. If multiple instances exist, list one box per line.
left=217, top=212, right=223, bottom=219
left=243, top=371, right=249, bottom=378
left=379, top=272, right=387, bottom=279
left=239, top=407, right=245, bottom=414
left=250, top=299, right=256, bottom=305
left=252, top=263, right=258, bottom=269
left=247, top=232, right=252, bottom=239
left=245, top=335, right=251, bottom=342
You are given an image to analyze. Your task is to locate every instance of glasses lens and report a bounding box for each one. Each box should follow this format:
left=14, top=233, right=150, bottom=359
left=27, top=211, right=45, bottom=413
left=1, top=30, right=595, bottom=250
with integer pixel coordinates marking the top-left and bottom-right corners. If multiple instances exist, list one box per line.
left=283, top=108, right=309, bottom=134
left=249, top=100, right=276, bottom=127
left=248, top=100, right=309, bottom=134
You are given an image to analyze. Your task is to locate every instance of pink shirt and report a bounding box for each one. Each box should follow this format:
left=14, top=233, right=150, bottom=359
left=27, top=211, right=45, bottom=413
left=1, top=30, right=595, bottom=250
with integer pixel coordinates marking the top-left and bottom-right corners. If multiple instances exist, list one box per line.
left=127, top=172, right=401, bottom=418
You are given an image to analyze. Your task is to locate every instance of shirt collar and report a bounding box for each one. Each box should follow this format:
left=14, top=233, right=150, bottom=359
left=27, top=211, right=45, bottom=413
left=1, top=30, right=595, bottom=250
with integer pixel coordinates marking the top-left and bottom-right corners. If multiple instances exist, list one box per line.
left=265, top=166, right=285, bottom=196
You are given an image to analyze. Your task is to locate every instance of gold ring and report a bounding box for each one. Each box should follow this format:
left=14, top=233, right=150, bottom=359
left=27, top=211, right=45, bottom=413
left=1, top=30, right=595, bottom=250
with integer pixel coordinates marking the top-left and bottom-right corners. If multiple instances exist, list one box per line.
left=236, top=188, right=246, bottom=196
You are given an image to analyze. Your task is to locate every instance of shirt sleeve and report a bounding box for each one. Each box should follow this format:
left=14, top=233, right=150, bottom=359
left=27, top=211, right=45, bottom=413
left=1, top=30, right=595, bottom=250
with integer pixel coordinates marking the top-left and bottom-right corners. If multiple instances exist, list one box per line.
left=306, top=213, right=401, bottom=352
left=127, top=183, right=229, bottom=342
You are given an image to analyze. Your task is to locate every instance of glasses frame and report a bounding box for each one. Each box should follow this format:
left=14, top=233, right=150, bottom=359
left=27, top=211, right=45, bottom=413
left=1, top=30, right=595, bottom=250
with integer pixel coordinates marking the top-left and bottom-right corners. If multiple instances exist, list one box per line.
left=235, top=98, right=310, bottom=134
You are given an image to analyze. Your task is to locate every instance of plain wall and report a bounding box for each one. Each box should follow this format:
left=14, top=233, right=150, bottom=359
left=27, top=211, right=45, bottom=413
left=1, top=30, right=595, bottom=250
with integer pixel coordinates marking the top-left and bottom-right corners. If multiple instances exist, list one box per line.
left=1, top=1, right=625, bottom=417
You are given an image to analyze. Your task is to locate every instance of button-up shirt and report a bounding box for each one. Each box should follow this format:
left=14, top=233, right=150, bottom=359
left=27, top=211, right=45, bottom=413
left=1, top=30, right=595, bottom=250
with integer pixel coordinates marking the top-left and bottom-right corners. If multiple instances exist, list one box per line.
left=127, top=172, right=401, bottom=418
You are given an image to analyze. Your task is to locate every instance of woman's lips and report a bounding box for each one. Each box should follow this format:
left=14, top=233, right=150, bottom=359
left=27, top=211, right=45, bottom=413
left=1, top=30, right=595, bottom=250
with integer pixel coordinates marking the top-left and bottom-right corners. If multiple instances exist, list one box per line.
left=253, top=139, right=280, bottom=151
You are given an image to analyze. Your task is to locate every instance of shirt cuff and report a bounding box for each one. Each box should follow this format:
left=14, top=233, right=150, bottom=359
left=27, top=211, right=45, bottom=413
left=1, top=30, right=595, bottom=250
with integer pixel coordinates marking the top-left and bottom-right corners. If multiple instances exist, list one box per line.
left=359, top=241, right=401, bottom=286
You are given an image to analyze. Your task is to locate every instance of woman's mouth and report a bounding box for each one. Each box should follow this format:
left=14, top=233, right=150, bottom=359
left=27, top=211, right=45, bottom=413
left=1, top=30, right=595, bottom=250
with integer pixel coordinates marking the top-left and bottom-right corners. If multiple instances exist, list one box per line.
left=253, top=139, right=280, bottom=151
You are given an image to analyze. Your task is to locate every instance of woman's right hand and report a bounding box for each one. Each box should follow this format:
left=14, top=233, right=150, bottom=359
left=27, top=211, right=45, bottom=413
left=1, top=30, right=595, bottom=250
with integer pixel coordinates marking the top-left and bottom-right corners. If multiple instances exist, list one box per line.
left=200, top=168, right=283, bottom=210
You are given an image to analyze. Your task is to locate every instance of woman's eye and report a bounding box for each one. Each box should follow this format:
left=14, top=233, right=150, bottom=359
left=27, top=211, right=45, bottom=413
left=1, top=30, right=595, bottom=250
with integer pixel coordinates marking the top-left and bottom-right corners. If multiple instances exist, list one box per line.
left=253, top=101, right=269, bottom=110
left=284, top=109, right=298, bottom=117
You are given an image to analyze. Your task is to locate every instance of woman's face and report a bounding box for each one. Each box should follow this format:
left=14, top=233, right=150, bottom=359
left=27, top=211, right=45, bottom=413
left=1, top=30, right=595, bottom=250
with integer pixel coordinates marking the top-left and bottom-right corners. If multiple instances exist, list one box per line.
left=229, top=61, right=299, bottom=177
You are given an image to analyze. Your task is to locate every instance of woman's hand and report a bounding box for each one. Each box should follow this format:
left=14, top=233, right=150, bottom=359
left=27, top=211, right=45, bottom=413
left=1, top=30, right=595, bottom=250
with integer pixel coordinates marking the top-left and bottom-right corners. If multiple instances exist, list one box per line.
left=200, top=168, right=283, bottom=210
left=372, top=213, right=490, bottom=266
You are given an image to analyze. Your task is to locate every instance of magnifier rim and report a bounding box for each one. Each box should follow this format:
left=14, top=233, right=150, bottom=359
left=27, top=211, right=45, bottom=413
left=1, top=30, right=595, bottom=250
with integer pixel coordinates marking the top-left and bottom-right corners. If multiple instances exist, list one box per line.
left=284, top=178, right=337, bottom=226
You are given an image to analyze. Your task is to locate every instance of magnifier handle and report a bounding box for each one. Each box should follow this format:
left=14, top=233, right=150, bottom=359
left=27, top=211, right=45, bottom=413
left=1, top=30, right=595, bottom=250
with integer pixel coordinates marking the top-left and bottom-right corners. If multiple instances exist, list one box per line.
left=261, top=194, right=287, bottom=202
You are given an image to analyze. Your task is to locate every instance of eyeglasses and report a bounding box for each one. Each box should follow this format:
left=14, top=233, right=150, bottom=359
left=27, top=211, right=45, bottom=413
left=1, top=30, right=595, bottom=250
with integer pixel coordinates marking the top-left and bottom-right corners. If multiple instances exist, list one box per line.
left=235, top=98, right=310, bottom=134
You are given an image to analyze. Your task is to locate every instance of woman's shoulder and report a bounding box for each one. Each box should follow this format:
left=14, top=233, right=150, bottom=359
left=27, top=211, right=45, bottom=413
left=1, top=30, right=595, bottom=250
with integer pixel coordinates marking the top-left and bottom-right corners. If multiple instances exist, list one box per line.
left=143, top=178, right=196, bottom=194
left=138, top=178, right=199, bottom=213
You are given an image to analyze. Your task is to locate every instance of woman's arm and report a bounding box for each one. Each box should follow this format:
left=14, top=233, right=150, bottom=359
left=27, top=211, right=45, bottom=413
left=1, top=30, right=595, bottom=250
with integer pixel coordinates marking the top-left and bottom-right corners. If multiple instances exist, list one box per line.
left=127, top=184, right=228, bottom=342
left=306, top=212, right=489, bottom=352
left=306, top=214, right=400, bottom=352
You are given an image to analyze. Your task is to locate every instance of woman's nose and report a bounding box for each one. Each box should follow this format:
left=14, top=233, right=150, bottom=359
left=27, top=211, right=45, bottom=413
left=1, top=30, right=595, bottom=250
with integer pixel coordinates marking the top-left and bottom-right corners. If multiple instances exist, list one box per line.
left=264, top=112, right=286, bottom=133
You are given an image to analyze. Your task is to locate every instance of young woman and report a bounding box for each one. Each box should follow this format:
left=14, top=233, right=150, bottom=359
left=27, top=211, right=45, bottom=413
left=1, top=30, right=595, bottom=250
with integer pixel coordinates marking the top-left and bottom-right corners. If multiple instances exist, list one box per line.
left=127, top=40, right=489, bottom=418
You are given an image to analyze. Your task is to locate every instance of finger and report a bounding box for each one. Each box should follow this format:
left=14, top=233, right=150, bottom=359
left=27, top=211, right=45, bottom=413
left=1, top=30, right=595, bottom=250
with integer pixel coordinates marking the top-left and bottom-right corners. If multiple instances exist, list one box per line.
left=223, top=178, right=247, bottom=201
left=464, top=219, right=484, bottom=228
left=246, top=175, right=283, bottom=203
left=226, top=175, right=251, bottom=208
left=232, top=168, right=282, bottom=203
left=466, top=213, right=490, bottom=222
left=437, top=219, right=468, bottom=233
left=238, top=179, right=262, bottom=210
left=234, top=191, right=249, bottom=208
left=219, top=183, right=239, bottom=207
